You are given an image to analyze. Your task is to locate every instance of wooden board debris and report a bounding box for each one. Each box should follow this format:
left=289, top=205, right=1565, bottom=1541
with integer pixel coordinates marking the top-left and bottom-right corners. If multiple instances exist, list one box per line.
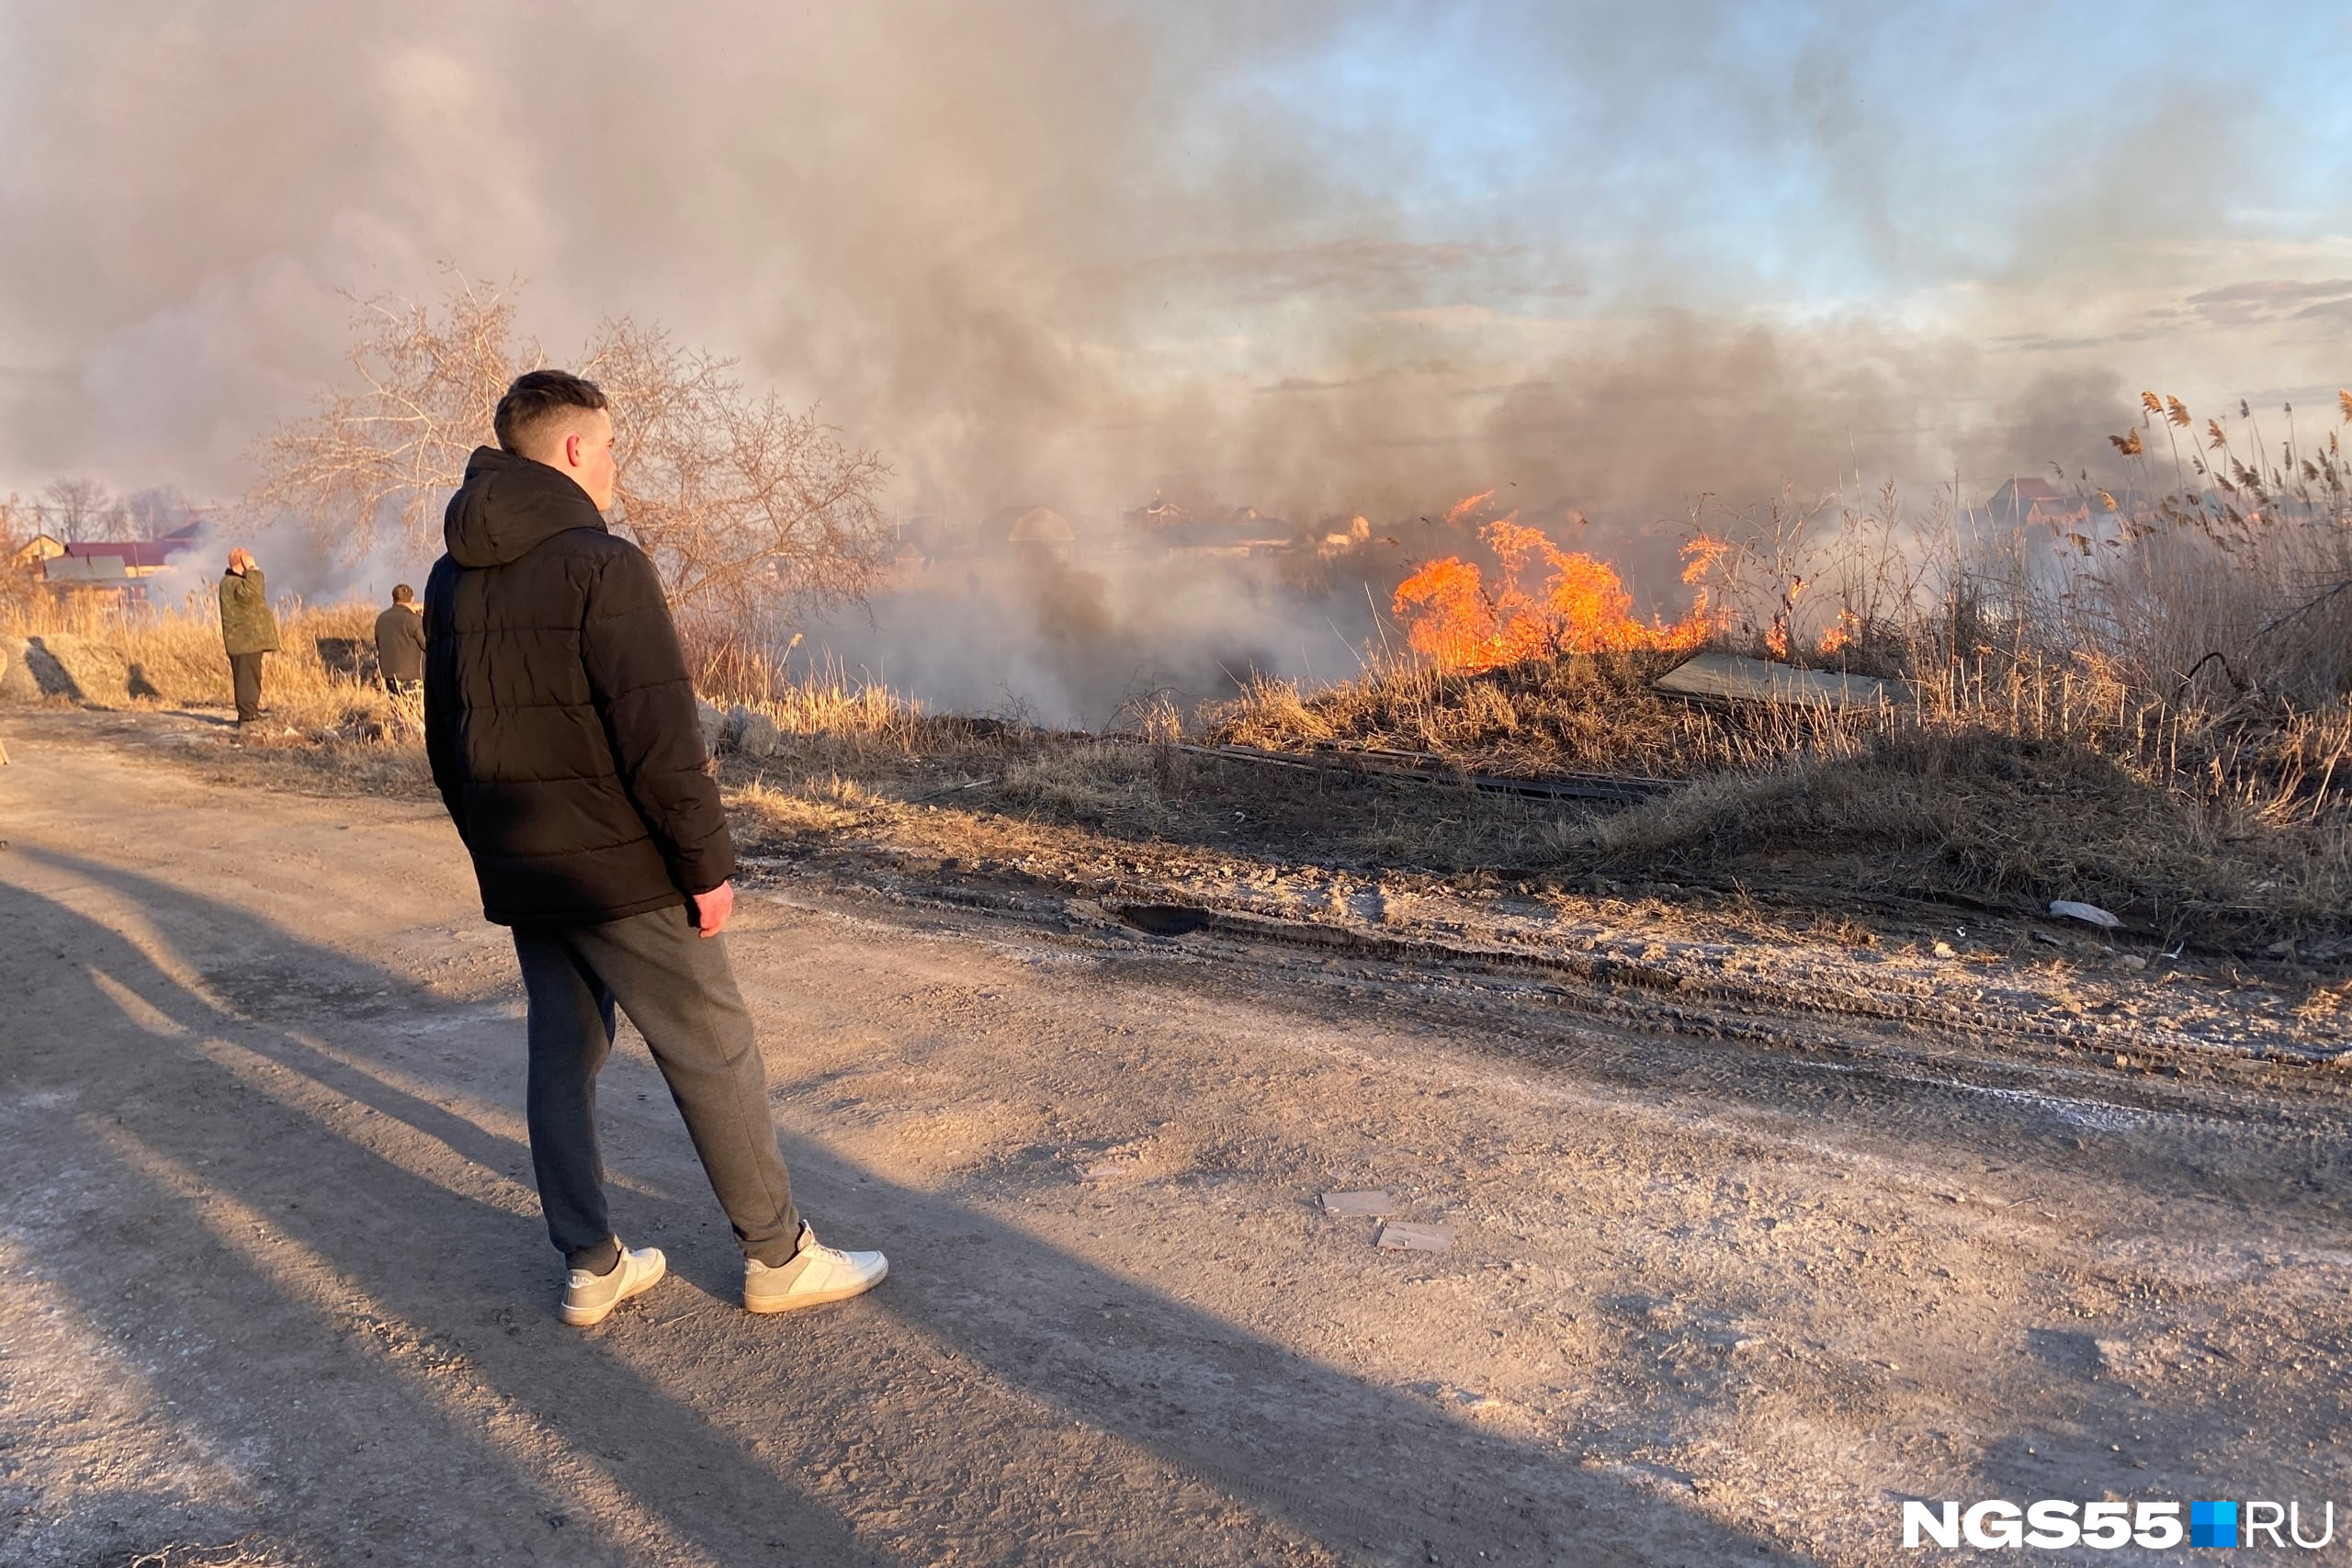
left=1321, top=1190, right=1395, bottom=1217
left=1653, top=651, right=1897, bottom=712
left=1375, top=1222, right=1455, bottom=1252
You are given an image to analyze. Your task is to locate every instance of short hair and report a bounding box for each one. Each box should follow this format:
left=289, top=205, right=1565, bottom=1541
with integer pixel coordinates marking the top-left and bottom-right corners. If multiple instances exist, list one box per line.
left=494, top=369, right=608, bottom=456
left=390, top=583, right=414, bottom=604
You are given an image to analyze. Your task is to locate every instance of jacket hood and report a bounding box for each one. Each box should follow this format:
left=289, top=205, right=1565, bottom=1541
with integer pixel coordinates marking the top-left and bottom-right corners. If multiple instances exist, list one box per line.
left=442, top=446, right=608, bottom=569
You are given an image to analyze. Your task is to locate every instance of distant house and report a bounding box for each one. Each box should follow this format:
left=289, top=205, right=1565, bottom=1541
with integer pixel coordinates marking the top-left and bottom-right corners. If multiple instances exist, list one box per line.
left=884, top=537, right=930, bottom=587
left=56, top=537, right=198, bottom=577
left=1126, top=496, right=1188, bottom=531
left=1984, top=478, right=2090, bottom=531
left=31, top=522, right=203, bottom=604
left=1119, top=494, right=1295, bottom=558
left=9, top=533, right=66, bottom=572
left=1006, top=506, right=1077, bottom=565
left=2029, top=497, right=2092, bottom=530
left=1159, top=506, right=1295, bottom=561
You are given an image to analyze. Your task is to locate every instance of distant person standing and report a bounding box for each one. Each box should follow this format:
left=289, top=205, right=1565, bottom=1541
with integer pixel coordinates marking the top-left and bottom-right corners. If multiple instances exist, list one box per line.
left=216, top=548, right=279, bottom=726
left=424, top=368, right=888, bottom=1327
left=374, top=583, right=425, bottom=695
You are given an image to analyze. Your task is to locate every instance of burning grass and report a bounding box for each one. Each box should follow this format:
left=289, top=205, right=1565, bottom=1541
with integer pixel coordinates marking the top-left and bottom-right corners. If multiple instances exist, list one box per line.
left=10, top=388, right=2347, bottom=957
left=1205, top=649, right=1855, bottom=779
left=1201, top=466, right=2352, bottom=948
left=1390, top=515, right=1709, bottom=671
left=1197, top=429, right=2352, bottom=947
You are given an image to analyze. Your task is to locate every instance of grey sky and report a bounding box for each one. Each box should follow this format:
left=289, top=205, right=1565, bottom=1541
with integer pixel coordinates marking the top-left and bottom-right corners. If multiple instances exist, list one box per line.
left=3, top=0, right=2347, bottom=531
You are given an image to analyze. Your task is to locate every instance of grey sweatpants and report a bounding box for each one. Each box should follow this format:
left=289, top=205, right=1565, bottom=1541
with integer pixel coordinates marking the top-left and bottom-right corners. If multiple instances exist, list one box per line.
left=511, top=904, right=802, bottom=1272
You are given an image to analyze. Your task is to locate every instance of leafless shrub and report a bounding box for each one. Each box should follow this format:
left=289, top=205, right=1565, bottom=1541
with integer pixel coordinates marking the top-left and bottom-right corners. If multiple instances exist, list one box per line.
left=249, top=275, right=891, bottom=620
left=249, top=273, right=527, bottom=561
left=588, top=319, right=892, bottom=617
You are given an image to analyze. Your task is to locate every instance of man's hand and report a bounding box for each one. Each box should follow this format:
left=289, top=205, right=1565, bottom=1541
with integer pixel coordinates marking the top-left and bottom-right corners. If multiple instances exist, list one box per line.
left=687, top=879, right=735, bottom=938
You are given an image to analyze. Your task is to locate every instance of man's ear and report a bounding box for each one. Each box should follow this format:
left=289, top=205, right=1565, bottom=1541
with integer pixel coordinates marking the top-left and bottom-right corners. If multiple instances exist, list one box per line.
left=563, top=431, right=583, bottom=468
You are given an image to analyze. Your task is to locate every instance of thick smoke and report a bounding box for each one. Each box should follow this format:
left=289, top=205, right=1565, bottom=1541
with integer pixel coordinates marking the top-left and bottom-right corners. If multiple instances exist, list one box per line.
left=1, top=3, right=2345, bottom=717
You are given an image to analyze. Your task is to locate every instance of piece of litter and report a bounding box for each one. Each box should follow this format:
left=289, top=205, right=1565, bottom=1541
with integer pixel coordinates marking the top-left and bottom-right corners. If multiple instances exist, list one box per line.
left=1376, top=1222, right=1455, bottom=1252
left=1322, top=1190, right=1394, bottom=1217
left=1080, top=1162, right=1128, bottom=1179
left=2050, top=899, right=2121, bottom=930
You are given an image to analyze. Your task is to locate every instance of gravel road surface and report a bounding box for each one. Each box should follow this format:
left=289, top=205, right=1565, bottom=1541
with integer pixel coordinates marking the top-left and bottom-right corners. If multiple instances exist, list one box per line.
left=6, top=714, right=2350, bottom=1566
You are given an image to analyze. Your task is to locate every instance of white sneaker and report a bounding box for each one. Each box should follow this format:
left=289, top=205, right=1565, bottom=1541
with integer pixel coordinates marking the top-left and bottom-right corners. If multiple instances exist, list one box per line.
left=560, top=1239, right=667, bottom=1326
left=743, top=1227, right=888, bottom=1314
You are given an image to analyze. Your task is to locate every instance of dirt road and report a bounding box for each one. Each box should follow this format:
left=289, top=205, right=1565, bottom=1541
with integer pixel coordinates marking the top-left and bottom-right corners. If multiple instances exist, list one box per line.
left=6, top=711, right=2352, bottom=1566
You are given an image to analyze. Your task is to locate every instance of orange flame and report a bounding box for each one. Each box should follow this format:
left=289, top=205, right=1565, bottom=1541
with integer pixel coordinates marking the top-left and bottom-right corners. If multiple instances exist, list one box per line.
left=1816, top=609, right=1860, bottom=656
left=1442, top=490, right=1496, bottom=526
left=1391, top=513, right=1713, bottom=674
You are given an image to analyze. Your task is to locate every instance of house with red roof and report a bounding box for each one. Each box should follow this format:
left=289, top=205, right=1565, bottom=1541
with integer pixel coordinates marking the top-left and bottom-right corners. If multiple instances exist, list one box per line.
left=18, top=521, right=205, bottom=604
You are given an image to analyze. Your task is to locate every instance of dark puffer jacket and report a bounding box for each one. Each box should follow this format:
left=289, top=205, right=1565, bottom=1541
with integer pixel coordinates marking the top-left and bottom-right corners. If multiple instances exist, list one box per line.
left=423, top=446, right=731, bottom=926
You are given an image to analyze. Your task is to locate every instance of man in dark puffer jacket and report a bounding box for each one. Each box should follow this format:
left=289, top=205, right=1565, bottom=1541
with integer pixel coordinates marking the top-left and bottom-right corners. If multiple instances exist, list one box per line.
left=425, top=369, right=888, bottom=1326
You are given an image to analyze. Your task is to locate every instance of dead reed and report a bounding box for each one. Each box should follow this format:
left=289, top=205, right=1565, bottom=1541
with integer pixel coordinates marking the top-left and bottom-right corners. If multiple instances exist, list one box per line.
left=1, top=590, right=418, bottom=743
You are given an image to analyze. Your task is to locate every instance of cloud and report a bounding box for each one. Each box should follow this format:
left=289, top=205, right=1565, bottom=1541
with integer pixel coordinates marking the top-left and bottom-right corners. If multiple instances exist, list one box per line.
left=2188, top=278, right=2352, bottom=328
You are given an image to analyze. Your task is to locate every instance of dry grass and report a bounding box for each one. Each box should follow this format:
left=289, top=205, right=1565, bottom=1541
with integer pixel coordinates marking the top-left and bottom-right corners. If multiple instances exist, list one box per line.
left=734, top=772, right=892, bottom=837
left=1204, top=652, right=2349, bottom=944
left=679, top=618, right=932, bottom=773
left=2, top=592, right=422, bottom=746
left=1206, top=649, right=1865, bottom=778
left=1582, top=729, right=2346, bottom=940
left=1000, top=741, right=1170, bottom=823
left=1201, top=460, right=2352, bottom=946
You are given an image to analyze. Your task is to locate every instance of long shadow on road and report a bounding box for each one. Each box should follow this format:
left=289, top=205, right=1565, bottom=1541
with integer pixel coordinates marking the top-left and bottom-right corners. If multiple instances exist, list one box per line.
left=1, top=844, right=1815, bottom=1567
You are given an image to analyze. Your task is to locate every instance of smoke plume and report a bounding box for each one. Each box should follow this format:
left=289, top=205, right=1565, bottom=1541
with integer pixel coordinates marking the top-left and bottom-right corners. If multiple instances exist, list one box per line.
left=3, top=2, right=2345, bottom=716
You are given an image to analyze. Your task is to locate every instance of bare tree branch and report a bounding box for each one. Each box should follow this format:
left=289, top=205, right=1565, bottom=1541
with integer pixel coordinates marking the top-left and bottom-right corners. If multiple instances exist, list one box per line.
left=584, top=317, right=892, bottom=617
left=248, top=278, right=891, bottom=620
left=40, top=477, right=121, bottom=543
left=247, top=272, right=537, bottom=560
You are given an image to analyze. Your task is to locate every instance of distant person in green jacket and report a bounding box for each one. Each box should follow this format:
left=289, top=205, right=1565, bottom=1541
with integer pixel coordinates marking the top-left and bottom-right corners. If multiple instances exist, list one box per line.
left=217, top=548, right=280, bottom=726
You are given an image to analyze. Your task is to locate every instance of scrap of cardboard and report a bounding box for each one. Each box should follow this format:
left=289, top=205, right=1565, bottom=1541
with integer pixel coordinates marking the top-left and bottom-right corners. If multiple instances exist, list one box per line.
left=1321, top=1190, right=1394, bottom=1217
left=1375, top=1222, right=1455, bottom=1252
